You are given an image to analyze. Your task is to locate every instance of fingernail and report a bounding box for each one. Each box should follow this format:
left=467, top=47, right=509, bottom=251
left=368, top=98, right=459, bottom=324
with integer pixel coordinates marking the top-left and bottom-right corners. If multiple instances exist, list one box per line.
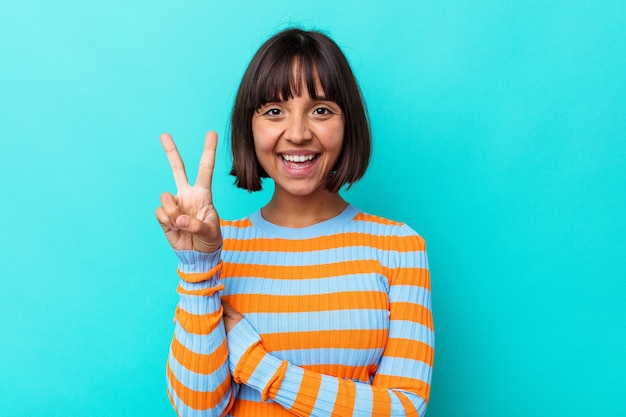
left=177, top=216, right=189, bottom=228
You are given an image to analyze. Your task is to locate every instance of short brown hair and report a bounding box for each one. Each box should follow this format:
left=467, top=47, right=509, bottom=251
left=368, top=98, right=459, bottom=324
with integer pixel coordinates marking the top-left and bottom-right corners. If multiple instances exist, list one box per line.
left=230, top=28, right=371, bottom=192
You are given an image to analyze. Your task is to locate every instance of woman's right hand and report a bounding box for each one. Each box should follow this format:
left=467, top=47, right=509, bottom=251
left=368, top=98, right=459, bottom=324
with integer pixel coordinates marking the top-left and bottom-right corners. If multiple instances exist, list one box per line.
left=155, top=131, right=223, bottom=253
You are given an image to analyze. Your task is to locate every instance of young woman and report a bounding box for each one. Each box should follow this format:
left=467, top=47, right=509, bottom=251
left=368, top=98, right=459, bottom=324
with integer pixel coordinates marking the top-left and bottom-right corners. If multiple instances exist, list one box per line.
left=156, top=28, right=434, bottom=417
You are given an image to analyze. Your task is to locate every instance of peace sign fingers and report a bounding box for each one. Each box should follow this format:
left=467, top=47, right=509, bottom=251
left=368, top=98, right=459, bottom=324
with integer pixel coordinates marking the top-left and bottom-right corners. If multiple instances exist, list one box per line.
left=160, top=132, right=189, bottom=191
left=195, top=131, right=218, bottom=191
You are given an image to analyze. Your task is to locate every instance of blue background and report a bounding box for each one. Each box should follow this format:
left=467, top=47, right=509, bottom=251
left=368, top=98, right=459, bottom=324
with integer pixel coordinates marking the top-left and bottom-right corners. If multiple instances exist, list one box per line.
left=1, top=1, right=625, bottom=416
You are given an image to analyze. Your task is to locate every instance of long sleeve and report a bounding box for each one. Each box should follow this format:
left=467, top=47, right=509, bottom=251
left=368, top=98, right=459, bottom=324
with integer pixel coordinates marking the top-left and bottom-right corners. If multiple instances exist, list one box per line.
left=166, top=208, right=435, bottom=416
left=224, top=231, right=434, bottom=416
left=166, top=249, right=237, bottom=417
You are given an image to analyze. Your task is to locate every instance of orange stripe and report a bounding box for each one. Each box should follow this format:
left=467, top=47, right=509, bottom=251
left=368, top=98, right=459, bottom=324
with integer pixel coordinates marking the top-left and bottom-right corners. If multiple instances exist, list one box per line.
left=221, top=218, right=253, bottom=228
left=331, top=379, right=356, bottom=416
left=396, top=391, right=420, bottom=416
left=372, top=375, right=431, bottom=402
left=176, top=306, right=223, bottom=335
left=223, top=232, right=425, bottom=253
left=291, top=372, right=321, bottom=416
left=385, top=267, right=431, bottom=290
left=229, top=399, right=291, bottom=417
left=223, top=290, right=387, bottom=313
left=177, top=262, right=222, bottom=283
left=384, top=339, right=434, bottom=366
left=371, top=385, right=392, bottom=415
left=261, top=329, right=388, bottom=351
left=177, top=282, right=223, bottom=296
left=390, top=302, right=434, bottom=331
left=166, top=361, right=231, bottom=410
left=222, top=262, right=428, bottom=288
left=170, top=336, right=229, bottom=375
left=352, top=212, right=403, bottom=226
left=222, top=214, right=401, bottom=229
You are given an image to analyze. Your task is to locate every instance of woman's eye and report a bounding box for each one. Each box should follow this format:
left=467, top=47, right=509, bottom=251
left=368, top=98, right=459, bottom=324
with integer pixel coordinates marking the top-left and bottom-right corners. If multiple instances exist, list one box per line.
left=264, top=108, right=282, bottom=116
left=313, top=107, right=332, bottom=115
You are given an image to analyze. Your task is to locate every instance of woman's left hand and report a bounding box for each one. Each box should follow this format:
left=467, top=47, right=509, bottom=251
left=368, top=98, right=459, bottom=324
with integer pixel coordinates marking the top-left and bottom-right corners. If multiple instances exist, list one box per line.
left=221, top=300, right=243, bottom=333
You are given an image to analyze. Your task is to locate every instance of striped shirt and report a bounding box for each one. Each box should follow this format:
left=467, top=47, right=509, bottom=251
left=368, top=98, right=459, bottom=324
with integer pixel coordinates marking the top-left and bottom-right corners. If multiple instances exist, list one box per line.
left=167, top=205, right=434, bottom=416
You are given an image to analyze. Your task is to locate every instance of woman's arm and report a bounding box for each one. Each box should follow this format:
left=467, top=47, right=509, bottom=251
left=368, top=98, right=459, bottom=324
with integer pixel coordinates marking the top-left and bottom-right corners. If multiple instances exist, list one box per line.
left=156, top=132, right=234, bottom=416
left=166, top=249, right=237, bottom=417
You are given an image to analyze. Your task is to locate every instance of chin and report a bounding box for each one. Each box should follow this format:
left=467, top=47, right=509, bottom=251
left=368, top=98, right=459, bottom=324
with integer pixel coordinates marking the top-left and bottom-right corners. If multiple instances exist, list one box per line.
left=287, top=188, right=319, bottom=197
left=279, top=182, right=326, bottom=197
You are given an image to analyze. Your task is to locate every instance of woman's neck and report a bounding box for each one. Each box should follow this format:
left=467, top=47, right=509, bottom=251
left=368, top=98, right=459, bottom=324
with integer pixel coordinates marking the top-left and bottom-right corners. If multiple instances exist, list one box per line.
left=261, top=189, right=348, bottom=228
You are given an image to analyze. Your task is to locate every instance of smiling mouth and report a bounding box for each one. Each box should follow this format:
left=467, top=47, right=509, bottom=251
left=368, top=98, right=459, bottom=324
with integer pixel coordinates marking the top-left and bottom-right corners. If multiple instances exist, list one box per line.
left=280, top=153, right=319, bottom=169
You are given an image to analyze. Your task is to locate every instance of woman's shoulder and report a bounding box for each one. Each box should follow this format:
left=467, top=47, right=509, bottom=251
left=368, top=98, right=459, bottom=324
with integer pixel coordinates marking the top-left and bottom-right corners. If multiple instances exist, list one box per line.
left=351, top=211, right=407, bottom=228
left=219, top=215, right=255, bottom=242
left=348, top=208, right=426, bottom=249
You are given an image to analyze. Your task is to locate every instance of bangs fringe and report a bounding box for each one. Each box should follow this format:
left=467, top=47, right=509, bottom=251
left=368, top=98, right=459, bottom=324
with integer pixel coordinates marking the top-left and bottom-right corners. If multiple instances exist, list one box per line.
left=249, top=45, right=341, bottom=109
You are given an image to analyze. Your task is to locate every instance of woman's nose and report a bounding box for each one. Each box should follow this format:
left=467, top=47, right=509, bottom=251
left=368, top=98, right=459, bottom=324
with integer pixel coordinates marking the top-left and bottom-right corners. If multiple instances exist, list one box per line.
left=284, top=115, right=312, bottom=143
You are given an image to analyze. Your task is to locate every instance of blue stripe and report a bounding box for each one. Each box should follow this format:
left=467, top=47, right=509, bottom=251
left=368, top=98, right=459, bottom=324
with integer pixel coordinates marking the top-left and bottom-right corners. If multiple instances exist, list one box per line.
left=389, top=286, right=432, bottom=308
left=178, top=292, right=222, bottom=315
left=222, top=247, right=427, bottom=269
left=222, top=274, right=389, bottom=296
left=175, top=249, right=221, bottom=273
left=349, top=220, right=416, bottom=236
left=273, top=347, right=384, bottom=367
left=244, top=206, right=360, bottom=238
left=389, top=393, right=407, bottom=413
left=409, top=391, right=428, bottom=416
left=388, top=321, right=434, bottom=347
left=245, top=310, right=389, bottom=333
left=237, top=384, right=264, bottom=402
left=310, top=375, right=339, bottom=415
left=353, top=383, right=374, bottom=416
left=222, top=216, right=420, bottom=240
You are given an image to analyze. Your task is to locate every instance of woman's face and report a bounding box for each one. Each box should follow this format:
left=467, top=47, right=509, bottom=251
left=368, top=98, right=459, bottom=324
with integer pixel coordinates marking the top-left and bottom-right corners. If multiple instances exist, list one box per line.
left=252, top=79, right=344, bottom=200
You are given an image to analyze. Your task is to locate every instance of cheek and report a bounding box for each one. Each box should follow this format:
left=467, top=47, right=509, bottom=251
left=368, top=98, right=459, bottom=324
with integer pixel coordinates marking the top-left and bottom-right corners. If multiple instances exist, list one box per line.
left=251, top=127, right=269, bottom=154
left=324, top=124, right=344, bottom=153
left=252, top=121, right=279, bottom=152
left=253, top=137, right=275, bottom=159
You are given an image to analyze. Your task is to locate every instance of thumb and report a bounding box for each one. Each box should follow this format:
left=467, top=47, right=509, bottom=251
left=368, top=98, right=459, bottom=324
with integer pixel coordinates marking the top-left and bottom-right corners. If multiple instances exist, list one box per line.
left=175, top=215, right=205, bottom=234
left=175, top=215, right=221, bottom=252
left=175, top=214, right=189, bottom=229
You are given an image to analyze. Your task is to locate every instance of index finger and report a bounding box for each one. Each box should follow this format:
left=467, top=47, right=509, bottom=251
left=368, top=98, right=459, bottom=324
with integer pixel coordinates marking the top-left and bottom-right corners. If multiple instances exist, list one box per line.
left=195, top=131, right=218, bottom=190
left=160, top=133, right=189, bottom=190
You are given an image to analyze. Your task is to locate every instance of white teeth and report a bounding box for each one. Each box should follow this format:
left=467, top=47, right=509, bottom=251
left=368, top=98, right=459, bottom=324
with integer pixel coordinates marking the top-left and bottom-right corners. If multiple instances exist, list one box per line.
left=282, top=154, right=316, bottom=162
